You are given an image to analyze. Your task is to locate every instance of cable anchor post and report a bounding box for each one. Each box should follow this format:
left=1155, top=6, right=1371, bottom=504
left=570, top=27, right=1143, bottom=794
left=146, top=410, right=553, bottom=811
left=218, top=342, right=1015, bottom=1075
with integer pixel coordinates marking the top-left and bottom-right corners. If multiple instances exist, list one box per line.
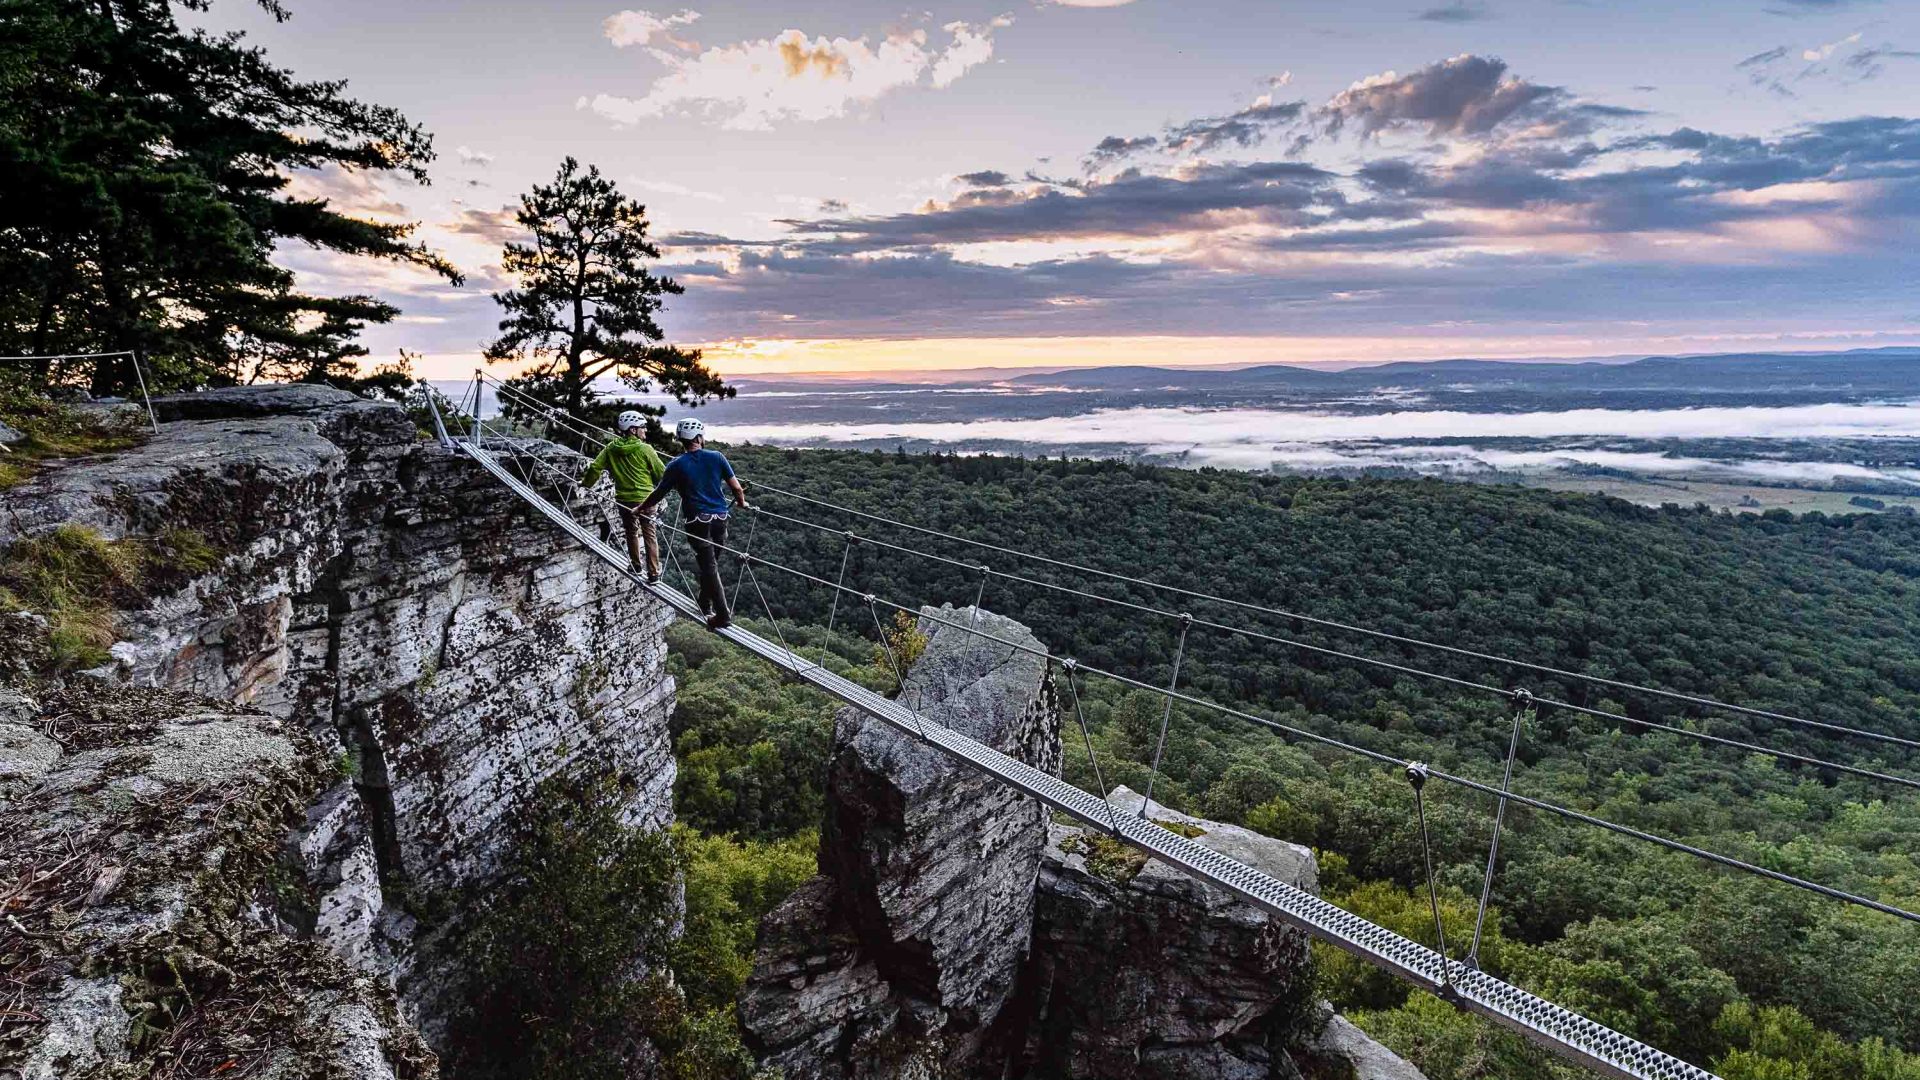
left=826, top=530, right=857, bottom=633
left=1063, top=659, right=1125, bottom=838
left=968, top=565, right=990, bottom=631
left=1467, top=688, right=1532, bottom=971
left=1140, top=613, right=1193, bottom=819
left=1406, top=761, right=1458, bottom=998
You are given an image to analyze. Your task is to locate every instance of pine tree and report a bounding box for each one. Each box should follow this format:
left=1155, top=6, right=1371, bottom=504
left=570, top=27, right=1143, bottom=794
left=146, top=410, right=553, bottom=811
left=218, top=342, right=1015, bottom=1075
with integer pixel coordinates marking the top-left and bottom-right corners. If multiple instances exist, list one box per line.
left=484, top=157, right=730, bottom=442
left=0, top=0, right=458, bottom=392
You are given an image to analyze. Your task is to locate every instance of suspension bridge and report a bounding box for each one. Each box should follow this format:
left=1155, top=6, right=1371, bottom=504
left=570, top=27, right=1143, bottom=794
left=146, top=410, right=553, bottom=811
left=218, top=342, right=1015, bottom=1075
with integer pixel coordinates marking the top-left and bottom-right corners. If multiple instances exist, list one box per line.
left=430, top=372, right=1920, bottom=1080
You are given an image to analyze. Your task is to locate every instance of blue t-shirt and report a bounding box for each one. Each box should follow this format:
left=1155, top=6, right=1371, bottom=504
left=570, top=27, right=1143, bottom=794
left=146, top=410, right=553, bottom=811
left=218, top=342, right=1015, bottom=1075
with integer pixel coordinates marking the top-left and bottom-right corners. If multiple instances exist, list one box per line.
left=661, top=448, right=736, bottom=520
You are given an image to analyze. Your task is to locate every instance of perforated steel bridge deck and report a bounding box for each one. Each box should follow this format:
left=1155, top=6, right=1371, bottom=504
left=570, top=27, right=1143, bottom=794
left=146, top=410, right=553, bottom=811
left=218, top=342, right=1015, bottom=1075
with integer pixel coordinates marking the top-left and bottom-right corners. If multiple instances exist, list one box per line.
left=459, top=438, right=1720, bottom=1080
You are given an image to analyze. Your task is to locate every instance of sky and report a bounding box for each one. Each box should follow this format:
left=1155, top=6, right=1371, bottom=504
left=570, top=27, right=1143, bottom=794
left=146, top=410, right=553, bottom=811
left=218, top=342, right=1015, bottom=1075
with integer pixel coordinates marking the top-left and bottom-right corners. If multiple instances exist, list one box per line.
left=197, top=0, right=1920, bottom=378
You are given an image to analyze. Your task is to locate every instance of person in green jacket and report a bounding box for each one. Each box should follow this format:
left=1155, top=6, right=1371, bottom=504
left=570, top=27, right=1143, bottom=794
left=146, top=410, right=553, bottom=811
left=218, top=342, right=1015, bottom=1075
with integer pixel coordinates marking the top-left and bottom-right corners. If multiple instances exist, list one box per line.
left=582, top=410, right=667, bottom=582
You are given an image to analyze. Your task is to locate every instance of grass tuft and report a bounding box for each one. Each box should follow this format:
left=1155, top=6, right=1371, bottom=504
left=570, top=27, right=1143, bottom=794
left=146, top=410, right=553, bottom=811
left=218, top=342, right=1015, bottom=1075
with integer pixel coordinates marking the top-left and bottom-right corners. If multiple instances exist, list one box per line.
left=0, top=523, right=219, bottom=673
left=0, top=389, right=146, bottom=490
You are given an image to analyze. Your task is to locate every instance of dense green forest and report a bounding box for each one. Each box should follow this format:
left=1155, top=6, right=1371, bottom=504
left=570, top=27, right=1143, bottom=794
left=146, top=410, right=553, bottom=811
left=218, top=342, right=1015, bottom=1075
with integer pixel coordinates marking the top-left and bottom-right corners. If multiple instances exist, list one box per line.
left=657, top=446, right=1920, bottom=1079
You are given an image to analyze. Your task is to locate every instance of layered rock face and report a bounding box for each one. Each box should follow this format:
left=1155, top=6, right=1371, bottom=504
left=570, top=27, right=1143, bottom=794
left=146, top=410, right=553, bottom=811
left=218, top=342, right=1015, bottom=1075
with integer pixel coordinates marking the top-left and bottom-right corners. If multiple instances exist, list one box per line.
left=0, top=386, right=677, bottom=1023
left=741, top=612, right=1424, bottom=1080
left=744, top=605, right=1061, bottom=1077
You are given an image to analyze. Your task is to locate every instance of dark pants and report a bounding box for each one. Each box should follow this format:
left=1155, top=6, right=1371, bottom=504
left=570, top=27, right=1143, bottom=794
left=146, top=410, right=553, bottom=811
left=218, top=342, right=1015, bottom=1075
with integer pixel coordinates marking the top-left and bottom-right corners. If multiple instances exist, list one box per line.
left=686, top=516, right=732, bottom=622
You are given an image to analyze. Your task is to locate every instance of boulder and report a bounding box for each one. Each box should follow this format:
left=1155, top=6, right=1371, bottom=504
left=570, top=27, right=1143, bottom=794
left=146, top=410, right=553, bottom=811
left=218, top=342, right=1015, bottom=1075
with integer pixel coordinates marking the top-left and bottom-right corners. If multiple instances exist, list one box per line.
left=1297, top=1005, right=1429, bottom=1080
left=1019, top=787, right=1320, bottom=1079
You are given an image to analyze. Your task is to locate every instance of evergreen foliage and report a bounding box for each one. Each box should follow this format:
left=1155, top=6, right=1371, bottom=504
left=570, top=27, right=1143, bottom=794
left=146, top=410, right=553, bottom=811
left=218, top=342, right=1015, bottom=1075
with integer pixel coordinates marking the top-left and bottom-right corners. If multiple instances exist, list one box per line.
left=0, top=0, right=459, bottom=392
left=484, top=157, right=731, bottom=445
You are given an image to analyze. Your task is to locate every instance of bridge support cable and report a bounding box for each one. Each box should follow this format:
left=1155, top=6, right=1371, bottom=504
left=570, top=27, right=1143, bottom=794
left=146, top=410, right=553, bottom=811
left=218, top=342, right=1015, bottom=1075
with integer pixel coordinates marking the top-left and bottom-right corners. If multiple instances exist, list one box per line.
left=868, top=596, right=935, bottom=743
left=1470, top=691, right=1532, bottom=970
left=745, top=479, right=1919, bottom=754
left=614, top=524, right=1920, bottom=931
left=825, top=531, right=855, bottom=633
left=736, top=502, right=1920, bottom=793
left=456, top=434, right=1720, bottom=1080
left=729, top=508, right=757, bottom=612
left=1140, top=613, right=1192, bottom=820
left=1406, top=762, right=1458, bottom=996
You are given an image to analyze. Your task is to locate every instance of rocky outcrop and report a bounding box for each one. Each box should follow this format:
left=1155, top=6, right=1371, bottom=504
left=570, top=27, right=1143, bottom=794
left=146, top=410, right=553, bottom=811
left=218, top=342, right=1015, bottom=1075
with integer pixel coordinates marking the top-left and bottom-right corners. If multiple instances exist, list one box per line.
left=741, top=619, right=1422, bottom=1080
left=1023, top=788, right=1320, bottom=1079
left=0, top=681, right=432, bottom=1080
left=0, top=385, right=679, bottom=1031
left=743, top=605, right=1062, bottom=1078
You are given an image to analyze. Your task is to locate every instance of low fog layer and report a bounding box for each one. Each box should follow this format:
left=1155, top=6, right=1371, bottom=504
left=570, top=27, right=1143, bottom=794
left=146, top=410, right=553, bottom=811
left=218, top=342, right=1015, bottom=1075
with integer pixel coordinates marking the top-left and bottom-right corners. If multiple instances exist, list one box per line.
left=717, top=403, right=1920, bottom=485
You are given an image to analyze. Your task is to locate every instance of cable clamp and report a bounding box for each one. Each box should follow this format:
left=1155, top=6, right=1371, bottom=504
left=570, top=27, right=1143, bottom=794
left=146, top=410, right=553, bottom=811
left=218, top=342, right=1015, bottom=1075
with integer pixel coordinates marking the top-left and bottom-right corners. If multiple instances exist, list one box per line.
left=1062, top=657, right=1078, bottom=672
left=1405, top=762, right=1430, bottom=790
left=1511, top=687, right=1534, bottom=706
left=1178, top=611, right=1194, bottom=626
left=845, top=530, right=859, bottom=542
left=863, top=593, right=878, bottom=606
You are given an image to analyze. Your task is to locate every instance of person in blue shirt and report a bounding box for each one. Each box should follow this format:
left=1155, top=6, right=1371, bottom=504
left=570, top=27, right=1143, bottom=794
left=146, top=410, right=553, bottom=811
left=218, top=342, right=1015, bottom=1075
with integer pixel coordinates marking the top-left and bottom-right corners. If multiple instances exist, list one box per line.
left=637, top=417, right=750, bottom=629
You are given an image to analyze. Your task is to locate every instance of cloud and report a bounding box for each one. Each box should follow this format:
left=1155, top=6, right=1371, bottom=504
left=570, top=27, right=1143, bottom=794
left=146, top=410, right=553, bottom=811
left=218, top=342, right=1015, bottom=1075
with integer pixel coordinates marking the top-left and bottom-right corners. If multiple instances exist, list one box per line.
left=957, top=170, right=1012, bottom=187
left=1085, top=134, right=1160, bottom=167
left=1846, top=46, right=1920, bottom=78
left=1317, top=54, right=1626, bottom=140
left=455, top=145, right=494, bottom=166
left=1416, top=1, right=1492, bottom=22
left=779, top=160, right=1341, bottom=250
left=1803, top=30, right=1862, bottom=61
left=629, top=177, right=725, bottom=202
left=1044, top=0, right=1137, bottom=6
left=444, top=205, right=527, bottom=247
left=584, top=17, right=1010, bottom=130
left=603, top=8, right=701, bottom=51
left=1083, top=93, right=1307, bottom=167
left=1164, top=95, right=1307, bottom=153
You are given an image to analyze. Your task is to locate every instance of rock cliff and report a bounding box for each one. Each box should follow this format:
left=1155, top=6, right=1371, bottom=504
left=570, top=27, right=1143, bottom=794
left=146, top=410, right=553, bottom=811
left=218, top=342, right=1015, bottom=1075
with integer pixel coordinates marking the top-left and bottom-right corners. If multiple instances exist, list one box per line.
left=0, top=386, right=680, bottom=1054
left=741, top=608, right=1424, bottom=1080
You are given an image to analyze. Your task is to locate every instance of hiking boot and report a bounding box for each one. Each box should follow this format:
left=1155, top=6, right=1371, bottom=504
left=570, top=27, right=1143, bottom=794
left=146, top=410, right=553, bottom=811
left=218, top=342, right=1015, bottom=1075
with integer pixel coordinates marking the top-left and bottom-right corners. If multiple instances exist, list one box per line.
left=706, top=614, right=732, bottom=631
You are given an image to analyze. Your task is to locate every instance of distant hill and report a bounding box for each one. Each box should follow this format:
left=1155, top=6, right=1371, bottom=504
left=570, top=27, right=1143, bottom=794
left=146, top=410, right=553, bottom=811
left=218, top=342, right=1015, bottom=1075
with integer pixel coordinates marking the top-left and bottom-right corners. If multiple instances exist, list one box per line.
left=1008, top=348, right=1920, bottom=395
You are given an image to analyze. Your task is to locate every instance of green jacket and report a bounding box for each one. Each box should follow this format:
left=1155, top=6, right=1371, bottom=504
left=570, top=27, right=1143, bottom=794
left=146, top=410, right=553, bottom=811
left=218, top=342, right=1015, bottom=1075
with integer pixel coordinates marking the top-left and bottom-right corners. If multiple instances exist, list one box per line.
left=583, top=435, right=666, bottom=504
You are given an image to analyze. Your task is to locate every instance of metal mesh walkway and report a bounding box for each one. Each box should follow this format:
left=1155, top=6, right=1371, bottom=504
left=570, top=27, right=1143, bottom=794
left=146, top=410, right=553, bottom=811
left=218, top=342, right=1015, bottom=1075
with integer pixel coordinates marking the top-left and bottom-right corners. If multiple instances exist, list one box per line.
left=456, top=435, right=1720, bottom=1080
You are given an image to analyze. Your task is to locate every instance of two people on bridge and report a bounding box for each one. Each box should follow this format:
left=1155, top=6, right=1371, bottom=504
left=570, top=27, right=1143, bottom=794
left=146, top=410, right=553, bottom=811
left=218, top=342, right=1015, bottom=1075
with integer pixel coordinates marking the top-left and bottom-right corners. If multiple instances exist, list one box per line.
left=585, top=411, right=749, bottom=631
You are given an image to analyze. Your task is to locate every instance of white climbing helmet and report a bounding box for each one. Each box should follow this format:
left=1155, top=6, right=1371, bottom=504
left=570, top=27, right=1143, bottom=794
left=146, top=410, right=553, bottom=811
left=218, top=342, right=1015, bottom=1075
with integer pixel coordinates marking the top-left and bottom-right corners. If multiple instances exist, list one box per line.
left=616, top=410, right=645, bottom=433
left=675, top=417, right=706, bottom=441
